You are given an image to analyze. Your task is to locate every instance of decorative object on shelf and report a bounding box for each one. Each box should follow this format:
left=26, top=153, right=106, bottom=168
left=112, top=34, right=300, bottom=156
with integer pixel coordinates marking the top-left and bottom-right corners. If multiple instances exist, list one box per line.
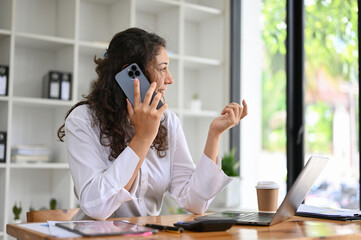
left=50, top=198, right=57, bottom=210
left=190, top=93, right=202, bottom=111
left=12, top=201, right=22, bottom=223
left=0, top=131, right=6, bottom=163
left=0, top=65, right=9, bottom=96
left=43, top=71, right=72, bottom=100
left=211, top=148, right=241, bottom=209
left=11, top=144, right=51, bottom=163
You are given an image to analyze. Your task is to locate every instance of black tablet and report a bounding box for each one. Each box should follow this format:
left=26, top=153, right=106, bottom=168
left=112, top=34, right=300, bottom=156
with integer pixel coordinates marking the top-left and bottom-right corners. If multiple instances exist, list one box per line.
left=56, top=221, right=158, bottom=237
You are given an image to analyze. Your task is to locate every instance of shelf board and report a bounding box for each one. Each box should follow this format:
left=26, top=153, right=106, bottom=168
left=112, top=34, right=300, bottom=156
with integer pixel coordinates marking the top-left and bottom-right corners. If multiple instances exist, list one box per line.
left=79, top=40, right=108, bottom=50
left=10, top=162, right=69, bottom=169
left=183, top=55, right=222, bottom=69
left=0, top=29, right=11, bottom=36
left=185, top=2, right=222, bottom=14
left=0, top=96, right=9, bottom=102
left=135, top=0, right=221, bottom=22
left=78, top=44, right=181, bottom=61
left=184, top=2, right=222, bottom=22
left=168, top=52, right=180, bottom=61
left=169, top=108, right=219, bottom=118
left=182, top=109, right=219, bottom=118
left=154, top=0, right=180, bottom=5
left=12, top=97, right=73, bottom=108
left=79, top=42, right=108, bottom=58
left=83, top=0, right=121, bottom=4
left=15, top=32, right=74, bottom=50
left=137, top=0, right=180, bottom=14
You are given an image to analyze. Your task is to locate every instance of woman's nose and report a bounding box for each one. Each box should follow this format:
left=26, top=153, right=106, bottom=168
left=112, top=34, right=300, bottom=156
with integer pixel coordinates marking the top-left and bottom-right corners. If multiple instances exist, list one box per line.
left=165, top=71, right=174, bottom=85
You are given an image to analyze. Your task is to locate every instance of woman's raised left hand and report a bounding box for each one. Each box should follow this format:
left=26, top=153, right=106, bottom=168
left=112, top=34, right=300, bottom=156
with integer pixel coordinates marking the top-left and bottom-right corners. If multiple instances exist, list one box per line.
left=209, top=100, right=248, bottom=137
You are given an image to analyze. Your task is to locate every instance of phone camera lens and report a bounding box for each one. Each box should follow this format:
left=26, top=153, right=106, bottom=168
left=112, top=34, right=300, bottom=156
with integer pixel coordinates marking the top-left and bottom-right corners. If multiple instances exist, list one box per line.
left=131, top=65, right=137, bottom=71
left=128, top=71, right=134, bottom=77
left=135, top=71, right=140, bottom=76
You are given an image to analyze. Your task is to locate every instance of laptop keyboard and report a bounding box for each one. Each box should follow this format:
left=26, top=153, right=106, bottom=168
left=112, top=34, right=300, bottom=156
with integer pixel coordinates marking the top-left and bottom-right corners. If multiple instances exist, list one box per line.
left=236, top=212, right=274, bottom=222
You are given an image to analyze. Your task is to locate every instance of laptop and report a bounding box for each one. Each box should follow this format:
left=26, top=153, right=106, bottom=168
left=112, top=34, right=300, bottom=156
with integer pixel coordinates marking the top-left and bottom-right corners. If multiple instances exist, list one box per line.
left=195, top=155, right=329, bottom=226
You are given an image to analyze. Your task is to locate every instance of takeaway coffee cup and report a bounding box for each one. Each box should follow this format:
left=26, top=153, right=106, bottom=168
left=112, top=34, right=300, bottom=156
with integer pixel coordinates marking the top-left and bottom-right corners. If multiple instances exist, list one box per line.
left=255, top=181, right=279, bottom=212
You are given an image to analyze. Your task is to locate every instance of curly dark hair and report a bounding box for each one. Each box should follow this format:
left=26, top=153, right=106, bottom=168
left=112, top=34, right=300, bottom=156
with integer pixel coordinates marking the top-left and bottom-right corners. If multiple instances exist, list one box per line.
left=57, top=28, right=168, bottom=160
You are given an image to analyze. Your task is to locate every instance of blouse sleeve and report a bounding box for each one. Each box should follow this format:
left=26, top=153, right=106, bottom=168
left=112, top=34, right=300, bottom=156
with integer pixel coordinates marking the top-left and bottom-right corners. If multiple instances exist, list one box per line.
left=168, top=115, right=232, bottom=214
left=65, top=114, right=140, bottom=220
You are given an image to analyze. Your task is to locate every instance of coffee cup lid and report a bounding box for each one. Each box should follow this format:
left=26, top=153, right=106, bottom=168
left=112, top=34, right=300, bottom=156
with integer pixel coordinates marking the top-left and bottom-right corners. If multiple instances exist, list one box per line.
left=255, top=181, right=279, bottom=189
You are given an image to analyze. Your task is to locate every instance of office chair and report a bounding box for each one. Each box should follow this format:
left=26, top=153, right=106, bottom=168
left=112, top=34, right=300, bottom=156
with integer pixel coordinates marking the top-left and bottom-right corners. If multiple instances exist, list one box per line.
left=26, top=208, right=79, bottom=222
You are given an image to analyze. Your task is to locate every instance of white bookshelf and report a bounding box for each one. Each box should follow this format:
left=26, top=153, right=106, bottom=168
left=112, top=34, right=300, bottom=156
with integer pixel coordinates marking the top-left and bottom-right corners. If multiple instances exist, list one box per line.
left=0, top=0, right=229, bottom=238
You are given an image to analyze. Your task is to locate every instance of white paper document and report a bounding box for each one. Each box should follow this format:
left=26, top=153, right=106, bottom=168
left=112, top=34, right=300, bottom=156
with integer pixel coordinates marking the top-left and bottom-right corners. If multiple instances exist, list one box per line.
left=298, top=204, right=361, bottom=216
left=18, top=222, right=51, bottom=235
left=296, top=204, right=361, bottom=221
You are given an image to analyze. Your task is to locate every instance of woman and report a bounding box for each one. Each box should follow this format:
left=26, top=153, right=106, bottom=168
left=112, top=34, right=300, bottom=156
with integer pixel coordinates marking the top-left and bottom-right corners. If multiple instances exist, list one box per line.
left=58, top=27, right=248, bottom=220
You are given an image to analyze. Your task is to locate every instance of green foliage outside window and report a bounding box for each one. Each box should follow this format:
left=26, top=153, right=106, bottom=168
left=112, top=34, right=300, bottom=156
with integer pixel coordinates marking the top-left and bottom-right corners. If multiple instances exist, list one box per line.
left=305, top=102, right=333, bottom=153
left=261, top=0, right=358, bottom=153
left=261, top=0, right=287, bottom=152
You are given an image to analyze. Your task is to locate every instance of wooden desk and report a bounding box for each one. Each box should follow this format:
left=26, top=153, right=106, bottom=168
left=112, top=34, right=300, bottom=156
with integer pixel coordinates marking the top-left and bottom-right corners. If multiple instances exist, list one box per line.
left=6, top=214, right=361, bottom=240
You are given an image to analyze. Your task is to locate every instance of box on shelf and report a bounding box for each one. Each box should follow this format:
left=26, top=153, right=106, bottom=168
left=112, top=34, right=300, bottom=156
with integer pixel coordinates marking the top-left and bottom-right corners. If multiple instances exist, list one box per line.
left=0, top=131, right=6, bottom=162
left=0, top=65, right=9, bottom=96
left=11, top=144, right=51, bottom=163
left=43, top=71, right=72, bottom=100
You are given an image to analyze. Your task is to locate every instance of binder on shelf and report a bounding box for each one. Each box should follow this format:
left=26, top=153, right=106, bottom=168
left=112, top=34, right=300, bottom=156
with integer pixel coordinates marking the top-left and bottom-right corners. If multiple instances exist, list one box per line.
left=43, top=71, right=61, bottom=99
left=43, top=71, right=72, bottom=100
left=0, top=132, right=6, bottom=162
left=60, top=72, right=72, bottom=100
left=0, top=65, right=9, bottom=96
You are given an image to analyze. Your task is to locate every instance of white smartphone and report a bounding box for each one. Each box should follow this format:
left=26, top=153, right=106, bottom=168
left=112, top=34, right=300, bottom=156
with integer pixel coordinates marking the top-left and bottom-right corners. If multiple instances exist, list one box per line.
left=115, top=63, right=163, bottom=109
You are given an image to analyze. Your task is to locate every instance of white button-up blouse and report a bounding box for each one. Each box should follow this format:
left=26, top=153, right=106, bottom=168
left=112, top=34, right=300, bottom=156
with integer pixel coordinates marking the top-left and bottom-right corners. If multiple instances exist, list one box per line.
left=65, top=104, right=232, bottom=220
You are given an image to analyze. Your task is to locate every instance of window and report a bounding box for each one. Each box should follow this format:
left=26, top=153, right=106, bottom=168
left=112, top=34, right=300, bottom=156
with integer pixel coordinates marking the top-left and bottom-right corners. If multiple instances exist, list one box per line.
left=304, top=0, right=359, bottom=209
left=237, top=0, right=359, bottom=210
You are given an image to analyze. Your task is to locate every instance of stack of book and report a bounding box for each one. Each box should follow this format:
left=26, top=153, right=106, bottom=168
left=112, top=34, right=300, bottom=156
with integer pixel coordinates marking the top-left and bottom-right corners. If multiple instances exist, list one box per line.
left=11, top=144, right=51, bottom=163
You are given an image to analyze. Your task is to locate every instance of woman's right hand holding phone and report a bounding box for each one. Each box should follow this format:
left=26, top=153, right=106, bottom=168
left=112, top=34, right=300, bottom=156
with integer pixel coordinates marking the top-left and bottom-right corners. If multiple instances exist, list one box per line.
left=127, top=79, right=168, bottom=155
left=125, top=79, right=167, bottom=191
